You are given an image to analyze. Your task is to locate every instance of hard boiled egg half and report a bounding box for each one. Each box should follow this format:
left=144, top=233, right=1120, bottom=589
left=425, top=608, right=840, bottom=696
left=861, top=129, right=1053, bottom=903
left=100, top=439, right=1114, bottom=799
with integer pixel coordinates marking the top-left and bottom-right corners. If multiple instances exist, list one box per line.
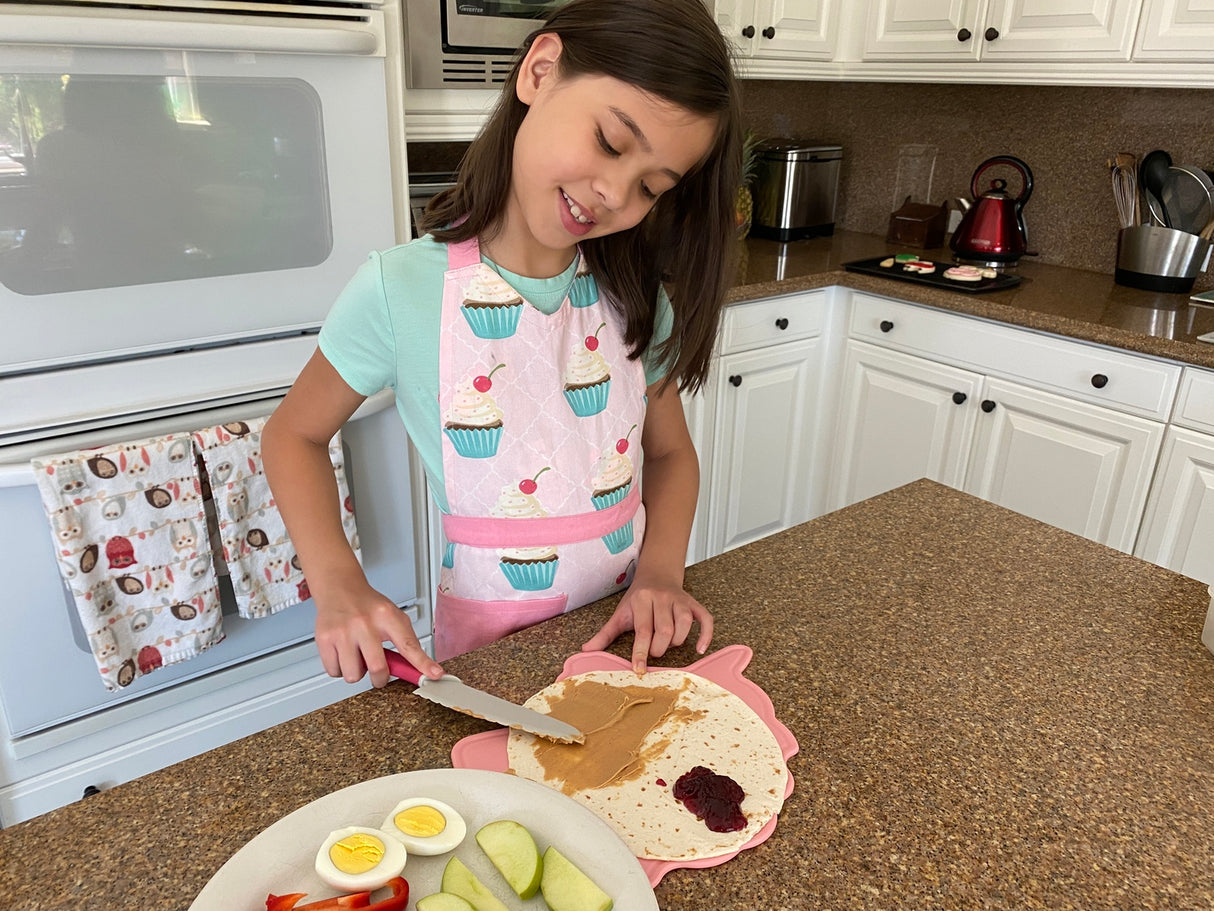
left=380, top=797, right=467, bottom=855
left=314, top=826, right=407, bottom=892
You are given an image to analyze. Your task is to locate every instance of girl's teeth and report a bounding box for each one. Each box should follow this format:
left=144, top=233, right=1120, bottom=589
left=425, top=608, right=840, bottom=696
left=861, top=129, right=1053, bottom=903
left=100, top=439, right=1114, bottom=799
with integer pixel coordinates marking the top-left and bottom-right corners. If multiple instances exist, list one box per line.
left=563, top=191, right=591, bottom=224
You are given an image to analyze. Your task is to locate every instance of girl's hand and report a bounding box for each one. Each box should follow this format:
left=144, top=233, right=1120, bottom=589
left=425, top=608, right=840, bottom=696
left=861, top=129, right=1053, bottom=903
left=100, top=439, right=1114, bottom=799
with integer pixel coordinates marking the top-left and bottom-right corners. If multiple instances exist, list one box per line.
left=313, top=574, right=443, bottom=688
left=581, top=575, right=713, bottom=673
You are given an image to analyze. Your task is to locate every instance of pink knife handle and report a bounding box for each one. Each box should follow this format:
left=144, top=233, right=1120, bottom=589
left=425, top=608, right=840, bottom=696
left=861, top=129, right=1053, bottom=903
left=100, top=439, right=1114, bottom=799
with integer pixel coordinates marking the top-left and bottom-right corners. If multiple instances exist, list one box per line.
left=383, top=648, right=422, bottom=686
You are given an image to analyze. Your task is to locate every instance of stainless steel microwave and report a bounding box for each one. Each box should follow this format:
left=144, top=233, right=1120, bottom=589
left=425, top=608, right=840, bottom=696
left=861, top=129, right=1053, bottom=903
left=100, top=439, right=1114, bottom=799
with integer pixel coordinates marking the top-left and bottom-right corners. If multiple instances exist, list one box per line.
left=404, top=0, right=572, bottom=88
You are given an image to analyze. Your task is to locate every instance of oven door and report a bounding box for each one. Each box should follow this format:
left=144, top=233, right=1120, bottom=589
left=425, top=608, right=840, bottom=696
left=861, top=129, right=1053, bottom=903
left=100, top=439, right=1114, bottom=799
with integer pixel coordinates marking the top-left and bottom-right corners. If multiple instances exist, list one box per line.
left=0, top=353, right=422, bottom=740
left=0, top=3, right=396, bottom=374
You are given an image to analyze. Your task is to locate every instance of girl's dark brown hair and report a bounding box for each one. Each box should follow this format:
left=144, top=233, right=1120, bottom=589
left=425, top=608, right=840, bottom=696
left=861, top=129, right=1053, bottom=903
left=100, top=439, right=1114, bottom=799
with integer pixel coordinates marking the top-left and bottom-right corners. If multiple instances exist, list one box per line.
left=423, top=0, right=742, bottom=394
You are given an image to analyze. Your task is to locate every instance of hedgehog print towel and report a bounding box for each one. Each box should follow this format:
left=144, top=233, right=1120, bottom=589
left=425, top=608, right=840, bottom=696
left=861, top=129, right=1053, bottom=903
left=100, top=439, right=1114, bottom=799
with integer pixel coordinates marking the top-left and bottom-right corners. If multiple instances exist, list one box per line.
left=192, top=417, right=359, bottom=619
left=33, top=433, right=225, bottom=692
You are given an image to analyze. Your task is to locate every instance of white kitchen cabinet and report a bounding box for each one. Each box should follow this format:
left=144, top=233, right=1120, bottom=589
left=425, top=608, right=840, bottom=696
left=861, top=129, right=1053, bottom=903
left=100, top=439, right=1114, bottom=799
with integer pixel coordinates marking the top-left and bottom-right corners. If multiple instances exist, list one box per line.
left=1133, top=428, right=1214, bottom=584
left=1135, top=367, right=1214, bottom=585
left=698, top=291, right=830, bottom=557
left=965, top=377, right=1163, bottom=551
left=1134, top=0, right=1214, bottom=59
left=682, top=383, right=716, bottom=566
left=829, top=293, right=1175, bottom=553
left=829, top=340, right=983, bottom=508
left=863, top=0, right=1143, bottom=60
left=715, top=0, right=838, bottom=74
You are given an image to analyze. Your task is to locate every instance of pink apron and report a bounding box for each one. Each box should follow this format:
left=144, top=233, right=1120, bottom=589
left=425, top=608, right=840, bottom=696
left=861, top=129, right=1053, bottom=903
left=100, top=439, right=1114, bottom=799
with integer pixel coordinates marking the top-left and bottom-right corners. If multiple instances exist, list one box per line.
left=435, top=237, right=647, bottom=661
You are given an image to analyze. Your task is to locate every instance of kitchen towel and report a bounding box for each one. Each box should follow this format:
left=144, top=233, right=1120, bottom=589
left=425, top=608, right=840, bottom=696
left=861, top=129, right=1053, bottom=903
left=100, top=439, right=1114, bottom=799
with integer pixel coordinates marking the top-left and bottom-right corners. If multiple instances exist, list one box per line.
left=192, top=417, right=359, bottom=618
left=33, top=434, right=225, bottom=691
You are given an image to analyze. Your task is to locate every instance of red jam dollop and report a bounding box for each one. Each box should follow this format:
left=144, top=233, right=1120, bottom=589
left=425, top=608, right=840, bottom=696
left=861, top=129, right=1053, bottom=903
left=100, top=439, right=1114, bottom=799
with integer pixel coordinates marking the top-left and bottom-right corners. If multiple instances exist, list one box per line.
left=672, top=765, right=746, bottom=833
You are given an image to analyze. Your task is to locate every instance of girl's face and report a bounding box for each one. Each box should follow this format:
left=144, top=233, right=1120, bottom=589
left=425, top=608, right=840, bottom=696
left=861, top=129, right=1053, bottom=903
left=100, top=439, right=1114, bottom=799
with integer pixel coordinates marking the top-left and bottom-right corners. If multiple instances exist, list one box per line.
left=491, top=33, right=718, bottom=277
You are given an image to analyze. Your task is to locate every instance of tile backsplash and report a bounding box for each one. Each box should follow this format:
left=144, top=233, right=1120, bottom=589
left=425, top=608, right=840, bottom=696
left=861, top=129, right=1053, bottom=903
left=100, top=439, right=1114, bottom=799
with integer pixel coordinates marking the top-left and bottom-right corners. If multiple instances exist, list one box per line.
left=741, top=80, right=1214, bottom=289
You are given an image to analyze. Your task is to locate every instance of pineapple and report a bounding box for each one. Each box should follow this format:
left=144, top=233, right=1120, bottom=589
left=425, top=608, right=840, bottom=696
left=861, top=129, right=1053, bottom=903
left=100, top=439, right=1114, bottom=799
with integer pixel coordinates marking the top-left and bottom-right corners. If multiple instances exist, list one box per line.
left=736, top=128, right=760, bottom=238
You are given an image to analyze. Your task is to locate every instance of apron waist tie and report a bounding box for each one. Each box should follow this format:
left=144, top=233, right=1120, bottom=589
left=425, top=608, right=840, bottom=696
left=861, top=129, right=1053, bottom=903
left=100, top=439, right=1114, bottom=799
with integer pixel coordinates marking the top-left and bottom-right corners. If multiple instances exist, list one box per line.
left=442, top=486, right=639, bottom=548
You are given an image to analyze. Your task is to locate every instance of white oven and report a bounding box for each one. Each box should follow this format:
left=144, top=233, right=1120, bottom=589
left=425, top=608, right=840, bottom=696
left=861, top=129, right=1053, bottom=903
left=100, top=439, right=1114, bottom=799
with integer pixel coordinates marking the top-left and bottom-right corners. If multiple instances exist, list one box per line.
left=0, top=1, right=428, bottom=824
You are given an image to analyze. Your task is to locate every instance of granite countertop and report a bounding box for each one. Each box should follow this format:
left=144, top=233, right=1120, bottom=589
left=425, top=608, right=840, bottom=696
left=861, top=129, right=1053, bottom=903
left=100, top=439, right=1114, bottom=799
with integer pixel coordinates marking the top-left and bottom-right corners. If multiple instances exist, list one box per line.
left=731, top=232, right=1214, bottom=371
left=3, top=480, right=1212, bottom=909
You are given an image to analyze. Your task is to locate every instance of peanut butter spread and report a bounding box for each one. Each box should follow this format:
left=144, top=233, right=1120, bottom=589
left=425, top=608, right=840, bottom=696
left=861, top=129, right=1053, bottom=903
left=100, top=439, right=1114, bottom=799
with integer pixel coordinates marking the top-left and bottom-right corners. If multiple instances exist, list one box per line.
left=530, top=677, right=706, bottom=793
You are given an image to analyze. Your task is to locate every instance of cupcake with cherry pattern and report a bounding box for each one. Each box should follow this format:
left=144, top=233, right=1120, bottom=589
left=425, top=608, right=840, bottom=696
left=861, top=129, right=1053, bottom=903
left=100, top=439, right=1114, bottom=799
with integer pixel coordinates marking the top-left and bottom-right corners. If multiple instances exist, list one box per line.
left=563, top=323, right=611, bottom=417
left=591, top=425, right=635, bottom=510
left=569, top=257, right=599, bottom=309
left=460, top=268, right=524, bottom=339
left=443, top=365, right=504, bottom=459
left=493, top=469, right=559, bottom=591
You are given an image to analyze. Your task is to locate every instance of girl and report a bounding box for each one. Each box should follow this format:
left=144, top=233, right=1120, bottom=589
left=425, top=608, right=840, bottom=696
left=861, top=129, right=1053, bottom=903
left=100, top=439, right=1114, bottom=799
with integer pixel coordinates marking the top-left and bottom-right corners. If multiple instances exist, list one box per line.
left=263, top=0, right=742, bottom=687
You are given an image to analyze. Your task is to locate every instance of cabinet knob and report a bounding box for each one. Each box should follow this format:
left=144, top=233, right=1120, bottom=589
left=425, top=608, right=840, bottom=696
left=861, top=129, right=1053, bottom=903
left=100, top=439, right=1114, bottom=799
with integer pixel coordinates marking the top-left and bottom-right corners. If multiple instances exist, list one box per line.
left=729, top=374, right=742, bottom=387
left=981, top=399, right=997, bottom=413
left=1091, top=373, right=1109, bottom=389
left=957, top=27, right=972, bottom=42
left=952, top=391, right=968, bottom=405
left=775, top=317, right=789, bottom=330
left=741, top=24, right=755, bottom=38
left=82, top=785, right=102, bottom=798
left=879, top=320, right=894, bottom=333
left=762, top=26, right=775, bottom=39
left=984, top=26, right=1000, bottom=41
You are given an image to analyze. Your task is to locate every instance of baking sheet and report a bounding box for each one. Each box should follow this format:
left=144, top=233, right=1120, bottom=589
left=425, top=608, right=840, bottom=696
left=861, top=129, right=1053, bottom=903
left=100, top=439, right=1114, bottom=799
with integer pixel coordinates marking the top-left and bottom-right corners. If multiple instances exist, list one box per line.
left=845, top=256, right=1023, bottom=293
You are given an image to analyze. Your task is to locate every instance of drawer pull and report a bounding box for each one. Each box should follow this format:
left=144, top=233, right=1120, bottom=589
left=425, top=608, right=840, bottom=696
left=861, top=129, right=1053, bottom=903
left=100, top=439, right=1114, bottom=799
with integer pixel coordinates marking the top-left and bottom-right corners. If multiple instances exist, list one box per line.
left=729, top=375, right=742, bottom=387
left=762, top=26, right=775, bottom=39
left=879, top=320, right=894, bottom=333
left=1091, top=373, right=1109, bottom=389
left=981, top=399, right=997, bottom=413
left=952, top=391, right=968, bottom=405
left=957, top=27, right=972, bottom=41
left=984, top=26, right=999, bottom=41
left=82, top=785, right=102, bottom=798
left=741, top=24, right=755, bottom=38
left=775, top=317, right=789, bottom=330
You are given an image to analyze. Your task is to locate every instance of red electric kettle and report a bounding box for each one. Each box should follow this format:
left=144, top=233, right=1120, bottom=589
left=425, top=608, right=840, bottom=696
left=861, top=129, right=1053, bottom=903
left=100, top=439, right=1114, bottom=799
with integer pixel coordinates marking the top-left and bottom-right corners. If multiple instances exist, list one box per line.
left=950, top=155, right=1034, bottom=267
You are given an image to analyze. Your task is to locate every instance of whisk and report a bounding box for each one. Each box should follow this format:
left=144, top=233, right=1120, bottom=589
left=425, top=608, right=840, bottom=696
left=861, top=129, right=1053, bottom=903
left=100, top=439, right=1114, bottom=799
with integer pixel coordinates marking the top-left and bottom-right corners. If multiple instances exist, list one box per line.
left=1108, top=152, right=1139, bottom=230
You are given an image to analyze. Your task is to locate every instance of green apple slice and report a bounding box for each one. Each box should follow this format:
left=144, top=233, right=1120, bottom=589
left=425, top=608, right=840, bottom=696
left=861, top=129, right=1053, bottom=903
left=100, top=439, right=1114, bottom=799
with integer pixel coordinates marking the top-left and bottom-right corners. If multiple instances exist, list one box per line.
left=416, top=893, right=476, bottom=911
left=440, top=856, right=510, bottom=911
left=539, top=846, right=613, bottom=911
left=475, top=819, right=543, bottom=899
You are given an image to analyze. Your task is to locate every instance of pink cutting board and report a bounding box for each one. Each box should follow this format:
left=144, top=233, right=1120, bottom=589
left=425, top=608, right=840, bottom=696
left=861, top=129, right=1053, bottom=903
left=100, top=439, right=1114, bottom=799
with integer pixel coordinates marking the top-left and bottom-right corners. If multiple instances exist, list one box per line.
left=450, top=643, right=799, bottom=887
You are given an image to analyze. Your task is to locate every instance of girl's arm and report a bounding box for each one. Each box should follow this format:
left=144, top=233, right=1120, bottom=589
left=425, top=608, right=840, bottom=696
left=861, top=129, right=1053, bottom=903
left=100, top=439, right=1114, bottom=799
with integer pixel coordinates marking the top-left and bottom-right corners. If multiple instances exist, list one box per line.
left=581, top=379, right=713, bottom=671
left=263, top=350, right=443, bottom=687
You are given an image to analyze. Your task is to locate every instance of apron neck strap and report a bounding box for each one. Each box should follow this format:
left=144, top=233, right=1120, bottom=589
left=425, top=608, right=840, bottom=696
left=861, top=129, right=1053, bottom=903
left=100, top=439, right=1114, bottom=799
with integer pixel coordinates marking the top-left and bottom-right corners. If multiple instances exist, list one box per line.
left=448, top=236, right=481, bottom=270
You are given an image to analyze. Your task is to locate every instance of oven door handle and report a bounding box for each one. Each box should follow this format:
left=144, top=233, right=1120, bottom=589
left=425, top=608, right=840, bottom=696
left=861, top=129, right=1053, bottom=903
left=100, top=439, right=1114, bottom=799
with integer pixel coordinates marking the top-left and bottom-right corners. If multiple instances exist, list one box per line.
left=1, top=6, right=384, bottom=56
left=0, top=388, right=395, bottom=488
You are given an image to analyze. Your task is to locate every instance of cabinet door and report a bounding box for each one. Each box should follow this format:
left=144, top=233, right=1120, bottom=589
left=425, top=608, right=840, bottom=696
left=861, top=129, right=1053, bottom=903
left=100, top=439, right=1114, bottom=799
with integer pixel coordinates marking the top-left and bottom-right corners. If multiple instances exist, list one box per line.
left=754, top=0, right=838, bottom=58
left=707, top=338, right=821, bottom=554
left=828, top=341, right=983, bottom=511
left=1134, top=0, right=1214, bottom=59
left=983, top=0, right=1142, bottom=59
left=715, top=0, right=761, bottom=56
left=681, top=382, right=716, bottom=566
left=864, top=0, right=985, bottom=59
left=964, top=377, right=1164, bottom=552
left=1135, top=427, right=1214, bottom=586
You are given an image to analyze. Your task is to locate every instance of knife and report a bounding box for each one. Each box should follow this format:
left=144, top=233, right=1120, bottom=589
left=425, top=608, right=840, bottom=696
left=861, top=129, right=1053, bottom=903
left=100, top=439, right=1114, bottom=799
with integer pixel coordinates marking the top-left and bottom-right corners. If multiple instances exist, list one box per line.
left=384, top=649, right=584, bottom=744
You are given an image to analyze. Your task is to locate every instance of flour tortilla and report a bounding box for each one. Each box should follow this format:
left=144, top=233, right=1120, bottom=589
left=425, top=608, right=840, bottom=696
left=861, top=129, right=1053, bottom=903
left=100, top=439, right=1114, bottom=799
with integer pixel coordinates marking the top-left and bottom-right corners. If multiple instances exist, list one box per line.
left=505, top=669, right=788, bottom=861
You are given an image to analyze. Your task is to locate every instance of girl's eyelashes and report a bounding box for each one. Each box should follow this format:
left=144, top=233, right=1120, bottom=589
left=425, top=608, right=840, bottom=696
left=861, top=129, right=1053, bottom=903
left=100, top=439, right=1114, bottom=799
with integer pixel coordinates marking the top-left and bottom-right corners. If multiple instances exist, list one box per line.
left=595, top=128, right=620, bottom=157
left=640, top=182, right=657, bottom=201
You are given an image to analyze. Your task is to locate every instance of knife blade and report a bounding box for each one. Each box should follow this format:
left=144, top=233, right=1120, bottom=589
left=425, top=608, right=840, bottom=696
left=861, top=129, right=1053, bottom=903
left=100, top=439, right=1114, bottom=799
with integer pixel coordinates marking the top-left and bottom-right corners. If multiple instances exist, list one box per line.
left=384, top=649, right=584, bottom=744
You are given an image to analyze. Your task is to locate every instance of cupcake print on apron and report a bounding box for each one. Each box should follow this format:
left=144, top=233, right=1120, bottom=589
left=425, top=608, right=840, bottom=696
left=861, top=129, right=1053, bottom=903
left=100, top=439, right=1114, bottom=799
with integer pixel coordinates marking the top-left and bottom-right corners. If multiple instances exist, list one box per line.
left=436, top=240, right=647, bottom=660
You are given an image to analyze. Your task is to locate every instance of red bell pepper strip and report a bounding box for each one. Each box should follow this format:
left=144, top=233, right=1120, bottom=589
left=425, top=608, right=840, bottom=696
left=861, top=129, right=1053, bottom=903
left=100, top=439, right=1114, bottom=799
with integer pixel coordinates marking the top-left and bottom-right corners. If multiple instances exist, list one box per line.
left=263, top=877, right=406, bottom=911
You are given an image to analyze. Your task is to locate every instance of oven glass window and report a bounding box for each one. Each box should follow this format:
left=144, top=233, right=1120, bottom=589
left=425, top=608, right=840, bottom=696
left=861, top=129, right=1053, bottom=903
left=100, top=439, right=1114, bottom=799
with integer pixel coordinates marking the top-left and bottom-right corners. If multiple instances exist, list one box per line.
left=0, top=75, right=332, bottom=295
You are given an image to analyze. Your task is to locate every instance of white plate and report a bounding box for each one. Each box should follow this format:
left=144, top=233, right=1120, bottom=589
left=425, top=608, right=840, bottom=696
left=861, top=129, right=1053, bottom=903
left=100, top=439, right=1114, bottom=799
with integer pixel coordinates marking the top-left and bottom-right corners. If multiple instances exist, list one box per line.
left=190, top=768, right=656, bottom=910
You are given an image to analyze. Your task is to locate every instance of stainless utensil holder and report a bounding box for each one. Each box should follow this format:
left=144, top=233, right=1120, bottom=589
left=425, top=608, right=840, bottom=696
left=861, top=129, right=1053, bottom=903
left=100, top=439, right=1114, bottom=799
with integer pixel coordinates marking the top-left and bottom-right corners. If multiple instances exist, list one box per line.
left=1115, top=225, right=1212, bottom=293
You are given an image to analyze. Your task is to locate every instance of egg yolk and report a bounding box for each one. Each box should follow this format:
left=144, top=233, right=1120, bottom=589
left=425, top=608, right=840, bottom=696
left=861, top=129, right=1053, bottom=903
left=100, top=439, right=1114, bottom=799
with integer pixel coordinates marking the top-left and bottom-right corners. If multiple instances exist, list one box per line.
left=329, top=832, right=386, bottom=874
left=394, top=805, right=447, bottom=838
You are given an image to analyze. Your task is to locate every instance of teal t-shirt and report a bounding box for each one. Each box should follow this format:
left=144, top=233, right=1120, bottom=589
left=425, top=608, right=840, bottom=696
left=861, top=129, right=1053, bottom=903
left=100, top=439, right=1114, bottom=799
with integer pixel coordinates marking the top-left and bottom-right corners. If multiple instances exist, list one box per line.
left=318, top=234, right=674, bottom=512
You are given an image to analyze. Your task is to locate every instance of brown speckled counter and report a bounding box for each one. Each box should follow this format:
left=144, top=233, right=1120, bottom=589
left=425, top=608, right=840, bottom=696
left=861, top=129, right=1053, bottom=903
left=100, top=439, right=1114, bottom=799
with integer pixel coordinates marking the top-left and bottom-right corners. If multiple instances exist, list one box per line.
left=730, top=232, right=1214, bottom=371
left=3, top=481, right=1212, bottom=909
